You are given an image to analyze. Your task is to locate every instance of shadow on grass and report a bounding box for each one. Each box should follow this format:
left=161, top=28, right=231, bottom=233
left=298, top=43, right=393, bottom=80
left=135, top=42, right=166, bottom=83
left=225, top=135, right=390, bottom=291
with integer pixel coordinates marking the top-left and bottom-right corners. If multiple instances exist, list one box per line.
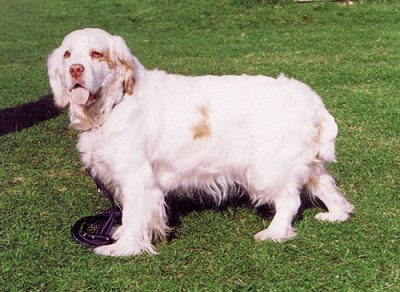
left=0, top=94, right=61, bottom=137
left=165, top=186, right=327, bottom=240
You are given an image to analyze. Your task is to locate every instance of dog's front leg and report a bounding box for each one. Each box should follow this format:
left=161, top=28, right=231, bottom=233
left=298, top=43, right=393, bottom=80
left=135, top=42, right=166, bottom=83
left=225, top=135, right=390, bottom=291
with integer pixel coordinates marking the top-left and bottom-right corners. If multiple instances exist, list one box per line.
left=95, top=165, right=166, bottom=256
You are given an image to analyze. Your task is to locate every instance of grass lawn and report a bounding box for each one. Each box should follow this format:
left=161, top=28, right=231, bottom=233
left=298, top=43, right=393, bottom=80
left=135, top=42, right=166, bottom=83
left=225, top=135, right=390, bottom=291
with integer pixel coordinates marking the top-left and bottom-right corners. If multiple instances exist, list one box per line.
left=0, top=0, right=399, bottom=290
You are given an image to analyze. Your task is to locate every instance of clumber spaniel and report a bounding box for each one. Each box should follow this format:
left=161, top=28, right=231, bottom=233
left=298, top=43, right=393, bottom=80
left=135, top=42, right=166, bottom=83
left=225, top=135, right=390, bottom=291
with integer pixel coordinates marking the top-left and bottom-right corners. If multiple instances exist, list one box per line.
left=47, top=28, right=354, bottom=256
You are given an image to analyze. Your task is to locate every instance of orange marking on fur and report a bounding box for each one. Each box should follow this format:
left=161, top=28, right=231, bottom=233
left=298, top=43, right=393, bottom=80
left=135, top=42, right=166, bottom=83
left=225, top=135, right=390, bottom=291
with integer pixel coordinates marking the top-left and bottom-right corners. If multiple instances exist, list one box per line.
left=118, top=56, right=135, bottom=95
left=307, top=175, right=319, bottom=190
left=192, top=105, right=211, bottom=140
left=312, top=122, right=323, bottom=163
left=100, top=50, right=117, bottom=70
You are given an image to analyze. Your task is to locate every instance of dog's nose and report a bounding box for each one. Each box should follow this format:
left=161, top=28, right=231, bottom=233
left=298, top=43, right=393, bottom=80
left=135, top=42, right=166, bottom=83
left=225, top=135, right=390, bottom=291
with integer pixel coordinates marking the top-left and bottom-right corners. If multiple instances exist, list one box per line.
left=69, top=64, right=85, bottom=79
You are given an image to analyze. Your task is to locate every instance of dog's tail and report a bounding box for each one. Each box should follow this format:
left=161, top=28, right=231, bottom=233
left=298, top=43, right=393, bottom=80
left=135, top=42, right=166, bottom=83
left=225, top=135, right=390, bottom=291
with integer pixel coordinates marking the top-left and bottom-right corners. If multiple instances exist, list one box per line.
left=277, top=74, right=339, bottom=163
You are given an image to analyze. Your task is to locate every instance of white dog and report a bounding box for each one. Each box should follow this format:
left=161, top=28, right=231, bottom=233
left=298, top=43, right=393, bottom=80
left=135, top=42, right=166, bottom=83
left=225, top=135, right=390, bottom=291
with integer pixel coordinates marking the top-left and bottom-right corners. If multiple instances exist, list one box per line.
left=47, top=28, right=354, bottom=256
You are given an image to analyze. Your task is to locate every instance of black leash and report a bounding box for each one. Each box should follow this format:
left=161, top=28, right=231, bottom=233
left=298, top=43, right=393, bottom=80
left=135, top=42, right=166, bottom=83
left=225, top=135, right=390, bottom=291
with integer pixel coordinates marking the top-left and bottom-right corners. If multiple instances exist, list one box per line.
left=70, top=168, right=122, bottom=248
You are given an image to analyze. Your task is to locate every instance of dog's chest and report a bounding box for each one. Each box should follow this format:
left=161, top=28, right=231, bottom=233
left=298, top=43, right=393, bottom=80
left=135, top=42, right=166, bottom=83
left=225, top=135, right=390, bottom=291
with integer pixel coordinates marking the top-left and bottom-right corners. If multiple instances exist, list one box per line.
left=77, top=129, right=115, bottom=180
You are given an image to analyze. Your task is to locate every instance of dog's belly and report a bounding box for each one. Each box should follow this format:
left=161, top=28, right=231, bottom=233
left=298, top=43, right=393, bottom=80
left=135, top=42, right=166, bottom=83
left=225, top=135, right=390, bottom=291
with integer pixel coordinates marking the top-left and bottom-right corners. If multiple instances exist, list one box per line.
left=152, top=157, right=246, bottom=195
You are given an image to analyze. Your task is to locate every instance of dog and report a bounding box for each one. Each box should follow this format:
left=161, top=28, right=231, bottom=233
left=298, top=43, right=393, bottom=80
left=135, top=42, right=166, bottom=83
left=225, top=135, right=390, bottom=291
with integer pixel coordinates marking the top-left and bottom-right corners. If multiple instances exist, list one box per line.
left=47, top=28, right=354, bottom=256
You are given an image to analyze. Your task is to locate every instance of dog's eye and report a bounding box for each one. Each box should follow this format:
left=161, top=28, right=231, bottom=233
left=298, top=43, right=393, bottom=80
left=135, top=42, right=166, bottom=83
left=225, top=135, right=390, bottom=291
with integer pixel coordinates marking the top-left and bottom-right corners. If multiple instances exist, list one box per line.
left=63, top=51, right=71, bottom=59
left=91, top=51, right=104, bottom=59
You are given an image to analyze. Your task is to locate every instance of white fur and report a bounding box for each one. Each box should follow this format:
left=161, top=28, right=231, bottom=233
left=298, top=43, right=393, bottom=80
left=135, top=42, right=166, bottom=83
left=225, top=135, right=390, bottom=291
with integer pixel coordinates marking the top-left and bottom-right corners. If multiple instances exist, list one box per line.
left=48, top=28, right=354, bottom=256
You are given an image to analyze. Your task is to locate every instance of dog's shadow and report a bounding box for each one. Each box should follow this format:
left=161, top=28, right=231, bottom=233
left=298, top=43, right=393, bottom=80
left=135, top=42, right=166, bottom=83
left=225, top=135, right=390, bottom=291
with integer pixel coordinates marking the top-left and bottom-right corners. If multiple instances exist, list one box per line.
left=164, top=186, right=327, bottom=240
left=0, top=94, right=61, bottom=137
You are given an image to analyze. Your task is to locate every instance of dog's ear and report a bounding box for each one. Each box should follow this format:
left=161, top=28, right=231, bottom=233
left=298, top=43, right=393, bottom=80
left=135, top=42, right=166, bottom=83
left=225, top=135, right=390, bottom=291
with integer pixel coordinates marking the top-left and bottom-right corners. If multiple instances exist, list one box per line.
left=111, top=36, right=136, bottom=95
left=47, top=47, right=69, bottom=108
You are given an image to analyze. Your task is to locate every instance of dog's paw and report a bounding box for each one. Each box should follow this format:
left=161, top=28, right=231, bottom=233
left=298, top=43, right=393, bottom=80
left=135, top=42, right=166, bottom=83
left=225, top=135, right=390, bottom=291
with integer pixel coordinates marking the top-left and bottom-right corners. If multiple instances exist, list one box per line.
left=254, top=227, right=297, bottom=242
left=94, top=239, right=157, bottom=257
left=315, top=211, right=350, bottom=222
left=95, top=241, right=139, bottom=257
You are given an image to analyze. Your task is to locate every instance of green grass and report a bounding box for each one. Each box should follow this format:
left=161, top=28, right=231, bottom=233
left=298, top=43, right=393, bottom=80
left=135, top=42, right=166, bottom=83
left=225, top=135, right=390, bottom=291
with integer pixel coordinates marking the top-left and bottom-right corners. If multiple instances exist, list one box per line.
left=0, top=0, right=399, bottom=290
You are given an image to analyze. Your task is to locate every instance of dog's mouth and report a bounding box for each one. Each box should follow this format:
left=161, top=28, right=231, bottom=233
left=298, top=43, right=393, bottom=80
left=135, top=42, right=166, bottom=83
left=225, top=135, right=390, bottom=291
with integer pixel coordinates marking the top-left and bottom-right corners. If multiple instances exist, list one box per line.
left=70, top=84, right=100, bottom=106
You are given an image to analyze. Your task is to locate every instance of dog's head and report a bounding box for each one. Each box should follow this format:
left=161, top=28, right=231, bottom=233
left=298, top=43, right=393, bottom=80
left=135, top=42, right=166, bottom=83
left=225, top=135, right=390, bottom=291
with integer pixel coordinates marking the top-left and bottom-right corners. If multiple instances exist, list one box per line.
left=47, top=28, right=137, bottom=109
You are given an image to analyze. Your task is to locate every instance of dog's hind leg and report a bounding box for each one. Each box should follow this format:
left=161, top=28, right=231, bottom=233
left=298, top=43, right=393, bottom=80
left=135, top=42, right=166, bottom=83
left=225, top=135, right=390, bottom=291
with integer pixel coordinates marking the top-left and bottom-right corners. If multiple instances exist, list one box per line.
left=253, top=184, right=301, bottom=242
left=307, top=165, right=354, bottom=222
